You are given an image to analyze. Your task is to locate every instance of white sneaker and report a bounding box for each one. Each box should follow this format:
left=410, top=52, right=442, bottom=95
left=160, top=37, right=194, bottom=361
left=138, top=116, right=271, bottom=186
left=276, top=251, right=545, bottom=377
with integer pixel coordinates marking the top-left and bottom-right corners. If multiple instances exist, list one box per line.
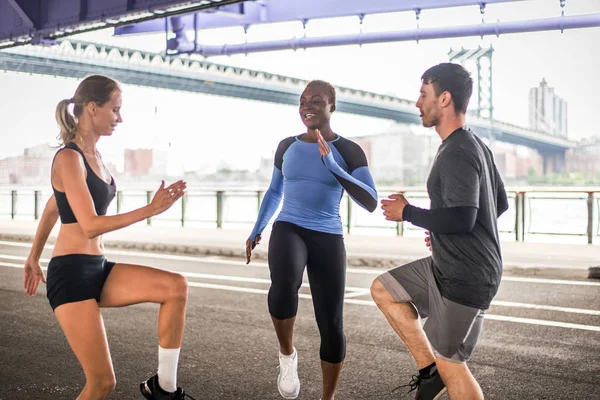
left=277, top=348, right=300, bottom=399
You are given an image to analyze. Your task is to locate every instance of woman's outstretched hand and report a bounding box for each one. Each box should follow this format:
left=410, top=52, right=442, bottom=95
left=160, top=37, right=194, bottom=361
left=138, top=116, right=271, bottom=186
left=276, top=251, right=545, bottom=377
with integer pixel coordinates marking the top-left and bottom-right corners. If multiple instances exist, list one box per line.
left=149, top=180, right=186, bottom=216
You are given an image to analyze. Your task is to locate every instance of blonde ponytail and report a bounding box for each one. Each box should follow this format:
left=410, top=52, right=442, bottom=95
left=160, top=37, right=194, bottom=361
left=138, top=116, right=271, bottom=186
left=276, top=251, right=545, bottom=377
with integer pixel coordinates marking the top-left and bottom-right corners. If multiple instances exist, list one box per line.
left=55, top=99, right=77, bottom=145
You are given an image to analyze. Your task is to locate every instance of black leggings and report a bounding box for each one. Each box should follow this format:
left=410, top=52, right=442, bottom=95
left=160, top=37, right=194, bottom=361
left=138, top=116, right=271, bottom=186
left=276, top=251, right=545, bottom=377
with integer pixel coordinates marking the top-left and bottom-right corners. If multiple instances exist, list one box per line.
left=268, top=221, right=347, bottom=364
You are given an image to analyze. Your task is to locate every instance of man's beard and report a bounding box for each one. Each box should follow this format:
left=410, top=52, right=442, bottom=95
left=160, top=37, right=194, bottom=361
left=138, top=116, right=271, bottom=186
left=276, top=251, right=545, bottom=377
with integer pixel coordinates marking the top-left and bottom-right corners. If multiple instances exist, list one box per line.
left=422, top=114, right=440, bottom=128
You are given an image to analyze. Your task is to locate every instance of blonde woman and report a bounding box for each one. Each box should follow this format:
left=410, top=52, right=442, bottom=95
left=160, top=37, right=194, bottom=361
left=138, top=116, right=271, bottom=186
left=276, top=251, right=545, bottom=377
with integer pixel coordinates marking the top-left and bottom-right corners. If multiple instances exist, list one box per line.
left=23, top=75, right=194, bottom=400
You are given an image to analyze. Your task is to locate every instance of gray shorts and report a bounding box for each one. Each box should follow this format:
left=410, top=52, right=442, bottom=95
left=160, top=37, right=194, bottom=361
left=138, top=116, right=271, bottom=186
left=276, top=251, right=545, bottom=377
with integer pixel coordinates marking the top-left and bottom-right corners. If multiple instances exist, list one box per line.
left=378, top=256, right=485, bottom=363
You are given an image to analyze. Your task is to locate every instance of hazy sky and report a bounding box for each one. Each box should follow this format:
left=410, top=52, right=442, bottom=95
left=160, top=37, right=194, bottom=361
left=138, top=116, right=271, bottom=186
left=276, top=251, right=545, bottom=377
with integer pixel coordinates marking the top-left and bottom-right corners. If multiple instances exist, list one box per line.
left=0, top=0, right=598, bottom=173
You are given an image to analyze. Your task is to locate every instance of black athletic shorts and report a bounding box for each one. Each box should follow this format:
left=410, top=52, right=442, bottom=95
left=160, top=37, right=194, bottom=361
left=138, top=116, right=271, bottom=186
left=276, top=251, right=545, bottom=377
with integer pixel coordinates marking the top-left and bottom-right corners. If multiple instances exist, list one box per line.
left=46, top=254, right=116, bottom=311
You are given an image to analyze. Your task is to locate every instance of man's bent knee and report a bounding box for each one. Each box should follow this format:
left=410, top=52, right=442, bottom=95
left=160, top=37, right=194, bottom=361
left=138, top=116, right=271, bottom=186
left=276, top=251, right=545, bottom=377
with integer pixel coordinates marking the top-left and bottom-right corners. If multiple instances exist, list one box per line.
left=370, top=278, right=391, bottom=305
left=435, top=356, right=471, bottom=380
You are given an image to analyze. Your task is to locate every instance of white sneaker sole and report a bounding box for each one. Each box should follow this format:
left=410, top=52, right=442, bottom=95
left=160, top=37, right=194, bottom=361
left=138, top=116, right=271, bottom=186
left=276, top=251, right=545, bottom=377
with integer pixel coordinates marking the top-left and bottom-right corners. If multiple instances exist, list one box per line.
left=433, top=386, right=448, bottom=400
left=277, top=376, right=300, bottom=399
left=278, top=387, right=300, bottom=400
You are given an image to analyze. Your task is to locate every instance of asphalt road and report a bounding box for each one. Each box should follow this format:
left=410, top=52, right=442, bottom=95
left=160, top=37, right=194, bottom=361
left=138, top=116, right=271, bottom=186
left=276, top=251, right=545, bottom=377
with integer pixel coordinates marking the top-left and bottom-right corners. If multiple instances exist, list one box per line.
left=1, top=241, right=599, bottom=400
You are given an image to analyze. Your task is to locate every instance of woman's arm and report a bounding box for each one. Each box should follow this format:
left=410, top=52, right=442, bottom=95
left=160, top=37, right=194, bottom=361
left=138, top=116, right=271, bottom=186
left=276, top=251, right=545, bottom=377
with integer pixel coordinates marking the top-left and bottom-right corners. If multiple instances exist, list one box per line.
left=24, top=195, right=60, bottom=296
left=322, top=152, right=378, bottom=212
left=27, top=194, right=59, bottom=261
left=55, top=150, right=185, bottom=239
left=248, top=167, right=284, bottom=243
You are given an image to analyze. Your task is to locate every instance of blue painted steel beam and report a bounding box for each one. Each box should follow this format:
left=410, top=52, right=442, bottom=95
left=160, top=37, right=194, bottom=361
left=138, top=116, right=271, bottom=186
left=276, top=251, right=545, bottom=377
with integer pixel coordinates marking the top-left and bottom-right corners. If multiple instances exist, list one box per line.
left=115, top=0, right=526, bottom=35
left=0, top=0, right=245, bottom=50
left=189, top=13, right=600, bottom=56
left=7, top=0, right=37, bottom=29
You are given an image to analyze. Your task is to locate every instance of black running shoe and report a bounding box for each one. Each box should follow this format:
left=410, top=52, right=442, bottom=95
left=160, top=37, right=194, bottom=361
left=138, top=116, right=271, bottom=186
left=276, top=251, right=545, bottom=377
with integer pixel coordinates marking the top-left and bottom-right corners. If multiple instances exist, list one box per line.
left=140, top=374, right=196, bottom=400
left=392, top=369, right=447, bottom=400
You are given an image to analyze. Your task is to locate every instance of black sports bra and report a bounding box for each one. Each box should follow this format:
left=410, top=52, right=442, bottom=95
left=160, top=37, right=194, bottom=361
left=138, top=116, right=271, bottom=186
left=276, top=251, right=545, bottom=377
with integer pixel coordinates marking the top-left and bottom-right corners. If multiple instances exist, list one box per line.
left=52, top=142, right=116, bottom=224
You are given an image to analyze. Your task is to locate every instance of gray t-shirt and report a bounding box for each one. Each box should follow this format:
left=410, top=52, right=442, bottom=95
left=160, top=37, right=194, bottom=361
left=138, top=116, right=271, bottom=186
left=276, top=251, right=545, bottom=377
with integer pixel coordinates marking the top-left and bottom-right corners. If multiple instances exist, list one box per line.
left=427, top=128, right=505, bottom=309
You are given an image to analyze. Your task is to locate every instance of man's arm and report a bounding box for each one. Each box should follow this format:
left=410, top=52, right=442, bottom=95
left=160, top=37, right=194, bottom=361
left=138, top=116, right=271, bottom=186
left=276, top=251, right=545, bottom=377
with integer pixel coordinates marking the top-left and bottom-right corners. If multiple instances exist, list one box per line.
left=403, top=148, right=481, bottom=234
left=496, top=170, right=509, bottom=217
left=403, top=205, right=477, bottom=234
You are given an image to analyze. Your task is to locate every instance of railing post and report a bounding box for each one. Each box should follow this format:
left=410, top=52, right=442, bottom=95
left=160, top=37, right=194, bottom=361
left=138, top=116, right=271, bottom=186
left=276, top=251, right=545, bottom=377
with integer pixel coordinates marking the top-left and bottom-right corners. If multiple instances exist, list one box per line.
left=346, top=195, right=352, bottom=234
left=34, top=190, right=41, bottom=220
left=514, top=192, right=521, bottom=242
left=257, top=190, right=263, bottom=213
left=397, top=192, right=404, bottom=236
left=146, top=190, right=153, bottom=226
left=181, top=192, right=187, bottom=227
left=116, top=190, right=123, bottom=214
left=11, top=190, right=17, bottom=220
left=216, top=191, right=224, bottom=228
left=587, top=192, right=594, bottom=245
left=520, top=191, right=526, bottom=242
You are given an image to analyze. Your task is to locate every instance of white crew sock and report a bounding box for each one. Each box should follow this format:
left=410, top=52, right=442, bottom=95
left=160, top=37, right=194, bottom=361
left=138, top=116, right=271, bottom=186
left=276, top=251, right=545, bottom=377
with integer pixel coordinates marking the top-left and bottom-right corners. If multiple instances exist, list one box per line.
left=279, top=347, right=296, bottom=359
left=157, top=346, right=180, bottom=393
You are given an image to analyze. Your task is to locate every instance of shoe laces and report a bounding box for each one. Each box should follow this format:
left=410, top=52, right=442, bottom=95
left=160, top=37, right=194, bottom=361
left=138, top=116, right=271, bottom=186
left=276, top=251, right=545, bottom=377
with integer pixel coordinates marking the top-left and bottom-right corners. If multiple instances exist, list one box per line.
left=278, top=357, right=297, bottom=382
left=391, top=374, right=421, bottom=394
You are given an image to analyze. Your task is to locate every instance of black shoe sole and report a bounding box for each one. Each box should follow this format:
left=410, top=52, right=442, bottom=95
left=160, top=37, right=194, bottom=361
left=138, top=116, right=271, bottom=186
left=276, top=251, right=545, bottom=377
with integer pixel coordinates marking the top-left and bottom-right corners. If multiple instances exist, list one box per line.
left=140, top=381, right=153, bottom=400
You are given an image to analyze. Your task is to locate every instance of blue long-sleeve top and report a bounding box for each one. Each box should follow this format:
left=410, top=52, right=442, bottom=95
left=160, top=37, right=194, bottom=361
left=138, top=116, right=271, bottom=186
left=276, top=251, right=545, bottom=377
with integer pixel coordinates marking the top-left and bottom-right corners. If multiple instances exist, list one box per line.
left=249, top=134, right=378, bottom=241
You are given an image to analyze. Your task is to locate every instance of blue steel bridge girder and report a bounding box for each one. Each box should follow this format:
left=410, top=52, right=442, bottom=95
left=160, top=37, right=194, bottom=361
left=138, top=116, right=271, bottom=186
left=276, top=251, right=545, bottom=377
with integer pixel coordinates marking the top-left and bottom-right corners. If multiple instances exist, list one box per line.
left=115, top=0, right=526, bottom=35
left=7, top=0, right=38, bottom=30
left=0, top=0, right=246, bottom=50
left=141, top=13, right=600, bottom=57
left=0, top=40, right=575, bottom=154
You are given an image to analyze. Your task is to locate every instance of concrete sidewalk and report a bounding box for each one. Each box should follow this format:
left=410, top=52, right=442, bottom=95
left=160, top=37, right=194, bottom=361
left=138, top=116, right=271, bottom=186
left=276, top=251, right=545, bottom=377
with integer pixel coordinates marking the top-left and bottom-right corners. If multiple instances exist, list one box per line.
left=0, top=219, right=598, bottom=274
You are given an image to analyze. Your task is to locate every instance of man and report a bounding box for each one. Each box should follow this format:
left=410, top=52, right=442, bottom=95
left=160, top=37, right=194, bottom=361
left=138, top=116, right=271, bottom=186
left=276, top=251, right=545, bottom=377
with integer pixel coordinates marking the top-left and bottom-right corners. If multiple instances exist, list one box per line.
left=371, top=63, right=508, bottom=400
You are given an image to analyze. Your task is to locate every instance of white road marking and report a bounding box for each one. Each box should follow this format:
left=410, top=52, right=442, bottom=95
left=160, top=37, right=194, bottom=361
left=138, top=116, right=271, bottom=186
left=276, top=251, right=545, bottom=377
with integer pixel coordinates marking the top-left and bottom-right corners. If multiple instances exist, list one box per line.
left=491, top=300, right=600, bottom=316
left=483, top=314, right=600, bottom=332
left=0, top=242, right=597, bottom=287
left=4, top=260, right=600, bottom=332
left=501, top=276, right=600, bottom=286
left=3, top=244, right=600, bottom=332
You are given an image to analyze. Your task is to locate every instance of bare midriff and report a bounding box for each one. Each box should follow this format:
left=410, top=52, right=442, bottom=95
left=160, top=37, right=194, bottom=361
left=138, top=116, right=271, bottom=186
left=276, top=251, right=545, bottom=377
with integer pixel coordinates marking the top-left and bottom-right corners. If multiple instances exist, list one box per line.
left=52, top=223, right=104, bottom=257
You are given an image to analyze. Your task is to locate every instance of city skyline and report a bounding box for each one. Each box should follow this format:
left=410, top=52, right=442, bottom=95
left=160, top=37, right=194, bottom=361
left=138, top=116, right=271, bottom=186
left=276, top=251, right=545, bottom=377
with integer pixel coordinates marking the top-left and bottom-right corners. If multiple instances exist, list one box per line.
left=3, top=122, right=598, bottom=188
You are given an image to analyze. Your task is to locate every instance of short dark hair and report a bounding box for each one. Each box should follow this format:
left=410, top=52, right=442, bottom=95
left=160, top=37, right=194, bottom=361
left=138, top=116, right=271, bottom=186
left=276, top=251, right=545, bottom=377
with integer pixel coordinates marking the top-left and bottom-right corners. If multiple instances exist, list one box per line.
left=305, top=80, right=336, bottom=106
left=421, top=63, right=473, bottom=114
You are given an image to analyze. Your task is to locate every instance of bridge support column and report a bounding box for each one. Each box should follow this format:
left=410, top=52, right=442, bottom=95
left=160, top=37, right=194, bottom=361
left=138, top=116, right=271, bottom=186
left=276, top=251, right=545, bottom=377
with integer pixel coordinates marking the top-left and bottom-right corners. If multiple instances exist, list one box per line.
left=541, top=150, right=566, bottom=175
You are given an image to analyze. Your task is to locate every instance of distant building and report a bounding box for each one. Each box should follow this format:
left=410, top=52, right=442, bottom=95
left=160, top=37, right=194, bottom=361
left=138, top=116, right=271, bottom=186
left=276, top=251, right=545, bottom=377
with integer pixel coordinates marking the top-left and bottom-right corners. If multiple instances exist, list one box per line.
left=528, top=78, right=568, bottom=138
left=149, top=149, right=169, bottom=177
left=493, top=142, right=543, bottom=183
left=566, top=136, right=600, bottom=180
left=353, top=124, right=438, bottom=186
left=255, top=155, right=274, bottom=181
left=0, top=142, right=55, bottom=185
left=124, top=148, right=153, bottom=177
left=353, top=124, right=550, bottom=186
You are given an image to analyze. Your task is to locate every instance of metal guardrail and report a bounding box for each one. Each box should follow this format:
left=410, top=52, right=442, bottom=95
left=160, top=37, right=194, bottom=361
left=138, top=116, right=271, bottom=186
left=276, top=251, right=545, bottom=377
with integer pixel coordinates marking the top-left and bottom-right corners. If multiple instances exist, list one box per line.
left=0, top=188, right=597, bottom=244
